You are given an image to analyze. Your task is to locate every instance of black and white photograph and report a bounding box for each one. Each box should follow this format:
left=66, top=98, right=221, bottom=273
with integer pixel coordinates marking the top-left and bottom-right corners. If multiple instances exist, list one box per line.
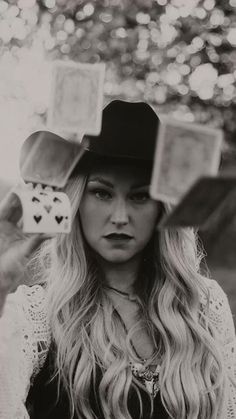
left=0, top=1, right=235, bottom=418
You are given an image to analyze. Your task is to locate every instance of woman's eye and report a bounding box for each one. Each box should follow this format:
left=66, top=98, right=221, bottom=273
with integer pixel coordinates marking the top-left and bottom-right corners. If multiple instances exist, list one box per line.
left=130, top=192, right=150, bottom=203
left=92, top=189, right=112, bottom=200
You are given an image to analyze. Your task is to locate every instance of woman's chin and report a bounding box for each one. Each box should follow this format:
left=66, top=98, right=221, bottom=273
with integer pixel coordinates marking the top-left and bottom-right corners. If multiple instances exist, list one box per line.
left=97, top=250, right=136, bottom=265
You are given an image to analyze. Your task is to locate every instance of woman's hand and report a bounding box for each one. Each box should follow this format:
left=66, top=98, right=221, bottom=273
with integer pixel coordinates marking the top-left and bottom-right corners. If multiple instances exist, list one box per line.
left=0, top=190, right=51, bottom=313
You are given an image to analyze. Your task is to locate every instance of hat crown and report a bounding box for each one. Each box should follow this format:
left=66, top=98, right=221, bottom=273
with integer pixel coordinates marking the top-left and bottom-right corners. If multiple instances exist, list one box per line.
left=83, top=100, right=160, bottom=161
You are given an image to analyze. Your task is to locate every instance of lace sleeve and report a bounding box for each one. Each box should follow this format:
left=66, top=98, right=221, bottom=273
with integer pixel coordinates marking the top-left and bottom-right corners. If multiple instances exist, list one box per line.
left=0, top=285, right=51, bottom=419
left=207, top=279, right=236, bottom=418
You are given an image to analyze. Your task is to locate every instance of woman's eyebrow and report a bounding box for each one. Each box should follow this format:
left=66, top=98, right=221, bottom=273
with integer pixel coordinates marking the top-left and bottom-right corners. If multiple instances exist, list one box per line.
left=88, top=177, right=114, bottom=188
left=131, top=183, right=149, bottom=189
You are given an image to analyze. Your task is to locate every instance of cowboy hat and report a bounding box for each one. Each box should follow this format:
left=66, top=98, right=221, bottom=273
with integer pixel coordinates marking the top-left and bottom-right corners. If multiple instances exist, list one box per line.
left=82, top=99, right=160, bottom=161
left=20, top=100, right=160, bottom=187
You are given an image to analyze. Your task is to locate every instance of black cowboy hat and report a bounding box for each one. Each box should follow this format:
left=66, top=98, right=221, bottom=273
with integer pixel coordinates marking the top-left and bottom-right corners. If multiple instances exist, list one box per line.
left=82, top=99, right=160, bottom=161
left=20, top=100, right=160, bottom=187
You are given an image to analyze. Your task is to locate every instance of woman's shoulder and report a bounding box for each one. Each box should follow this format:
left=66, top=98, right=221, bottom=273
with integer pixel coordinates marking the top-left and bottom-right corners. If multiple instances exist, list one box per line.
left=2, top=283, right=48, bottom=324
left=200, top=277, right=235, bottom=342
left=1, top=284, right=51, bottom=376
left=200, top=277, right=231, bottom=310
left=0, top=285, right=51, bottom=418
left=5, top=284, right=49, bottom=328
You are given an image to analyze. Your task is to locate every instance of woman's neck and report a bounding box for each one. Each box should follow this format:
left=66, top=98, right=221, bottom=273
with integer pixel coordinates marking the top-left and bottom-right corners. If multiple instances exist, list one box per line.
left=98, top=257, right=141, bottom=293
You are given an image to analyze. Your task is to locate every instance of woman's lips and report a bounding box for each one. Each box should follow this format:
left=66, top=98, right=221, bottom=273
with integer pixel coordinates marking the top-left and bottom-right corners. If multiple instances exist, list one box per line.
left=104, top=233, right=133, bottom=241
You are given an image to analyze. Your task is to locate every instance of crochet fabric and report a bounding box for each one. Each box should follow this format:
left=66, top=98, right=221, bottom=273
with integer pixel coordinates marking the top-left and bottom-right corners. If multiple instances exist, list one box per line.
left=0, top=279, right=235, bottom=419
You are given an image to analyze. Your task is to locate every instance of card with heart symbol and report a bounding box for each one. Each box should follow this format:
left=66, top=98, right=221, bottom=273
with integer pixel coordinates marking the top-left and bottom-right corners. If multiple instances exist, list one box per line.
left=13, top=186, right=72, bottom=233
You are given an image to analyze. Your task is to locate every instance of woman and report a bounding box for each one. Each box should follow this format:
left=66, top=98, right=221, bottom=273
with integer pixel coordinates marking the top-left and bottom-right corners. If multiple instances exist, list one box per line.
left=0, top=100, right=235, bottom=419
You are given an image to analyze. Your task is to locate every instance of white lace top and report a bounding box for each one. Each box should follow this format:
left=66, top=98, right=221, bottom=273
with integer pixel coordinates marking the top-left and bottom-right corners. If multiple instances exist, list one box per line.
left=0, top=279, right=235, bottom=419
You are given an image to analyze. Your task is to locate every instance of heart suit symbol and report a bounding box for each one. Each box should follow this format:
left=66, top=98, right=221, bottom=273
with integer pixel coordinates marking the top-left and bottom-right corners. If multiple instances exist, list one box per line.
left=32, top=196, right=40, bottom=203
left=55, top=215, right=63, bottom=224
left=34, top=215, right=42, bottom=223
left=44, top=205, right=52, bottom=213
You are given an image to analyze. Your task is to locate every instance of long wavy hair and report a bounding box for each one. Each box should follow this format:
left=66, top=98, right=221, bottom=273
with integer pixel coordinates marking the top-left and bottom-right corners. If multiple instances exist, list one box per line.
left=35, top=165, right=227, bottom=419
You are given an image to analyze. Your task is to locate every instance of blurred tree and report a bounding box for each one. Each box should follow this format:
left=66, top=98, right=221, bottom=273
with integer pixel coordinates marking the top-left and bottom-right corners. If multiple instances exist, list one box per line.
left=34, top=0, right=236, bottom=151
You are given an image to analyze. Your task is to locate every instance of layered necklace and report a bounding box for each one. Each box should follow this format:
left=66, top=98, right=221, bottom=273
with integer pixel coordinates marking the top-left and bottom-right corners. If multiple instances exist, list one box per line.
left=104, top=284, right=161, bottom=399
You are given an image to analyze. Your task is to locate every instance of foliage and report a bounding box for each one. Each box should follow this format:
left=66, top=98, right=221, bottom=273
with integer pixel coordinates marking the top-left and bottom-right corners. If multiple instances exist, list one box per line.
left=0, top=0, right=235, bottom=157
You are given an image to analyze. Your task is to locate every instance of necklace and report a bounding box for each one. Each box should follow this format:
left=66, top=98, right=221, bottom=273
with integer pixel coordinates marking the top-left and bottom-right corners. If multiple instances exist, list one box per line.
left=130, top=360, right=161, bottom=398
left=104, top=285, right=138, bottom=302
left=108, top=301, right=161, bottom=398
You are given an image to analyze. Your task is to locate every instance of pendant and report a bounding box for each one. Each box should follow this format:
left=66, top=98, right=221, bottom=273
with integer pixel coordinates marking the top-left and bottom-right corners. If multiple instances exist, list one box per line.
left=130, top=362, right=161, bottom=398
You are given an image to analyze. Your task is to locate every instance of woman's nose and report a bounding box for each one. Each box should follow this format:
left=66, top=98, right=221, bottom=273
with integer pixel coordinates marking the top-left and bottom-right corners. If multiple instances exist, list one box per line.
left=110, top=199, right=129, bottom=226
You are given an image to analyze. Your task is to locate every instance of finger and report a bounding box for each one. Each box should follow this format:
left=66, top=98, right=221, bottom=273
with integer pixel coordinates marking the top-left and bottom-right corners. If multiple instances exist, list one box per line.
left=0, top=190, right=22, bottom=223
left=8, top=203, right=22, bottom=224
left=17, top=218, right=23, bottom=229
left=41, top=233, right=56, bottom=240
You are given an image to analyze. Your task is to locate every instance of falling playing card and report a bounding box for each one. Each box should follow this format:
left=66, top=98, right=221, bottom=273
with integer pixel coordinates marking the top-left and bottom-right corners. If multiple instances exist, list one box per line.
left=198, top=184, right=236, bottom=232
left=150, top=118, right=223, bottom=204
left=20, top=131, right=86, bottom=188
left=47, top=60, right=106, bottom=137
left=158, top=176, right=236, bottom=229
left=13, top=186, right=72, bottom=233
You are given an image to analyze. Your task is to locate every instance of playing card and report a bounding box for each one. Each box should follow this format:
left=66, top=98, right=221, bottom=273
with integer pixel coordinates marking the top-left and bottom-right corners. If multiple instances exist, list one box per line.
left=20, top=131, right=86, bottom=188
left=47, top=60, right=106, bottom=137
left=14, top=186, right=72, bottom=233
left=150, top=118, right=223, bottom=204
left=199, top=185, right=236, bottom=232
left=158, top=176, right=236, bottom=229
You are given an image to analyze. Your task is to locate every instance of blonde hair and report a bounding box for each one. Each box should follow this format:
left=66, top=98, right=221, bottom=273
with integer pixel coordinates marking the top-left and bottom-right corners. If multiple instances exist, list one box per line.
left=35, top=171, right=227, bottom=419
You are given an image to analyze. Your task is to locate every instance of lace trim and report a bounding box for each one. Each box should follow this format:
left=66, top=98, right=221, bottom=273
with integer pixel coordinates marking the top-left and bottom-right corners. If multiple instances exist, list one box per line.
left=0, top=285, right=51, bottom=419
left=201, top=279, right=236, bottom=418
left=20, top=285, right=51, bottom=379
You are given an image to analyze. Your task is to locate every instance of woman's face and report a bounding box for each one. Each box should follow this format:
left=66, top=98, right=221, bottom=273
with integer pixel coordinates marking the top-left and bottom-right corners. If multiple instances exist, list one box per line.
left=79, top=163, right=161, bottom=264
